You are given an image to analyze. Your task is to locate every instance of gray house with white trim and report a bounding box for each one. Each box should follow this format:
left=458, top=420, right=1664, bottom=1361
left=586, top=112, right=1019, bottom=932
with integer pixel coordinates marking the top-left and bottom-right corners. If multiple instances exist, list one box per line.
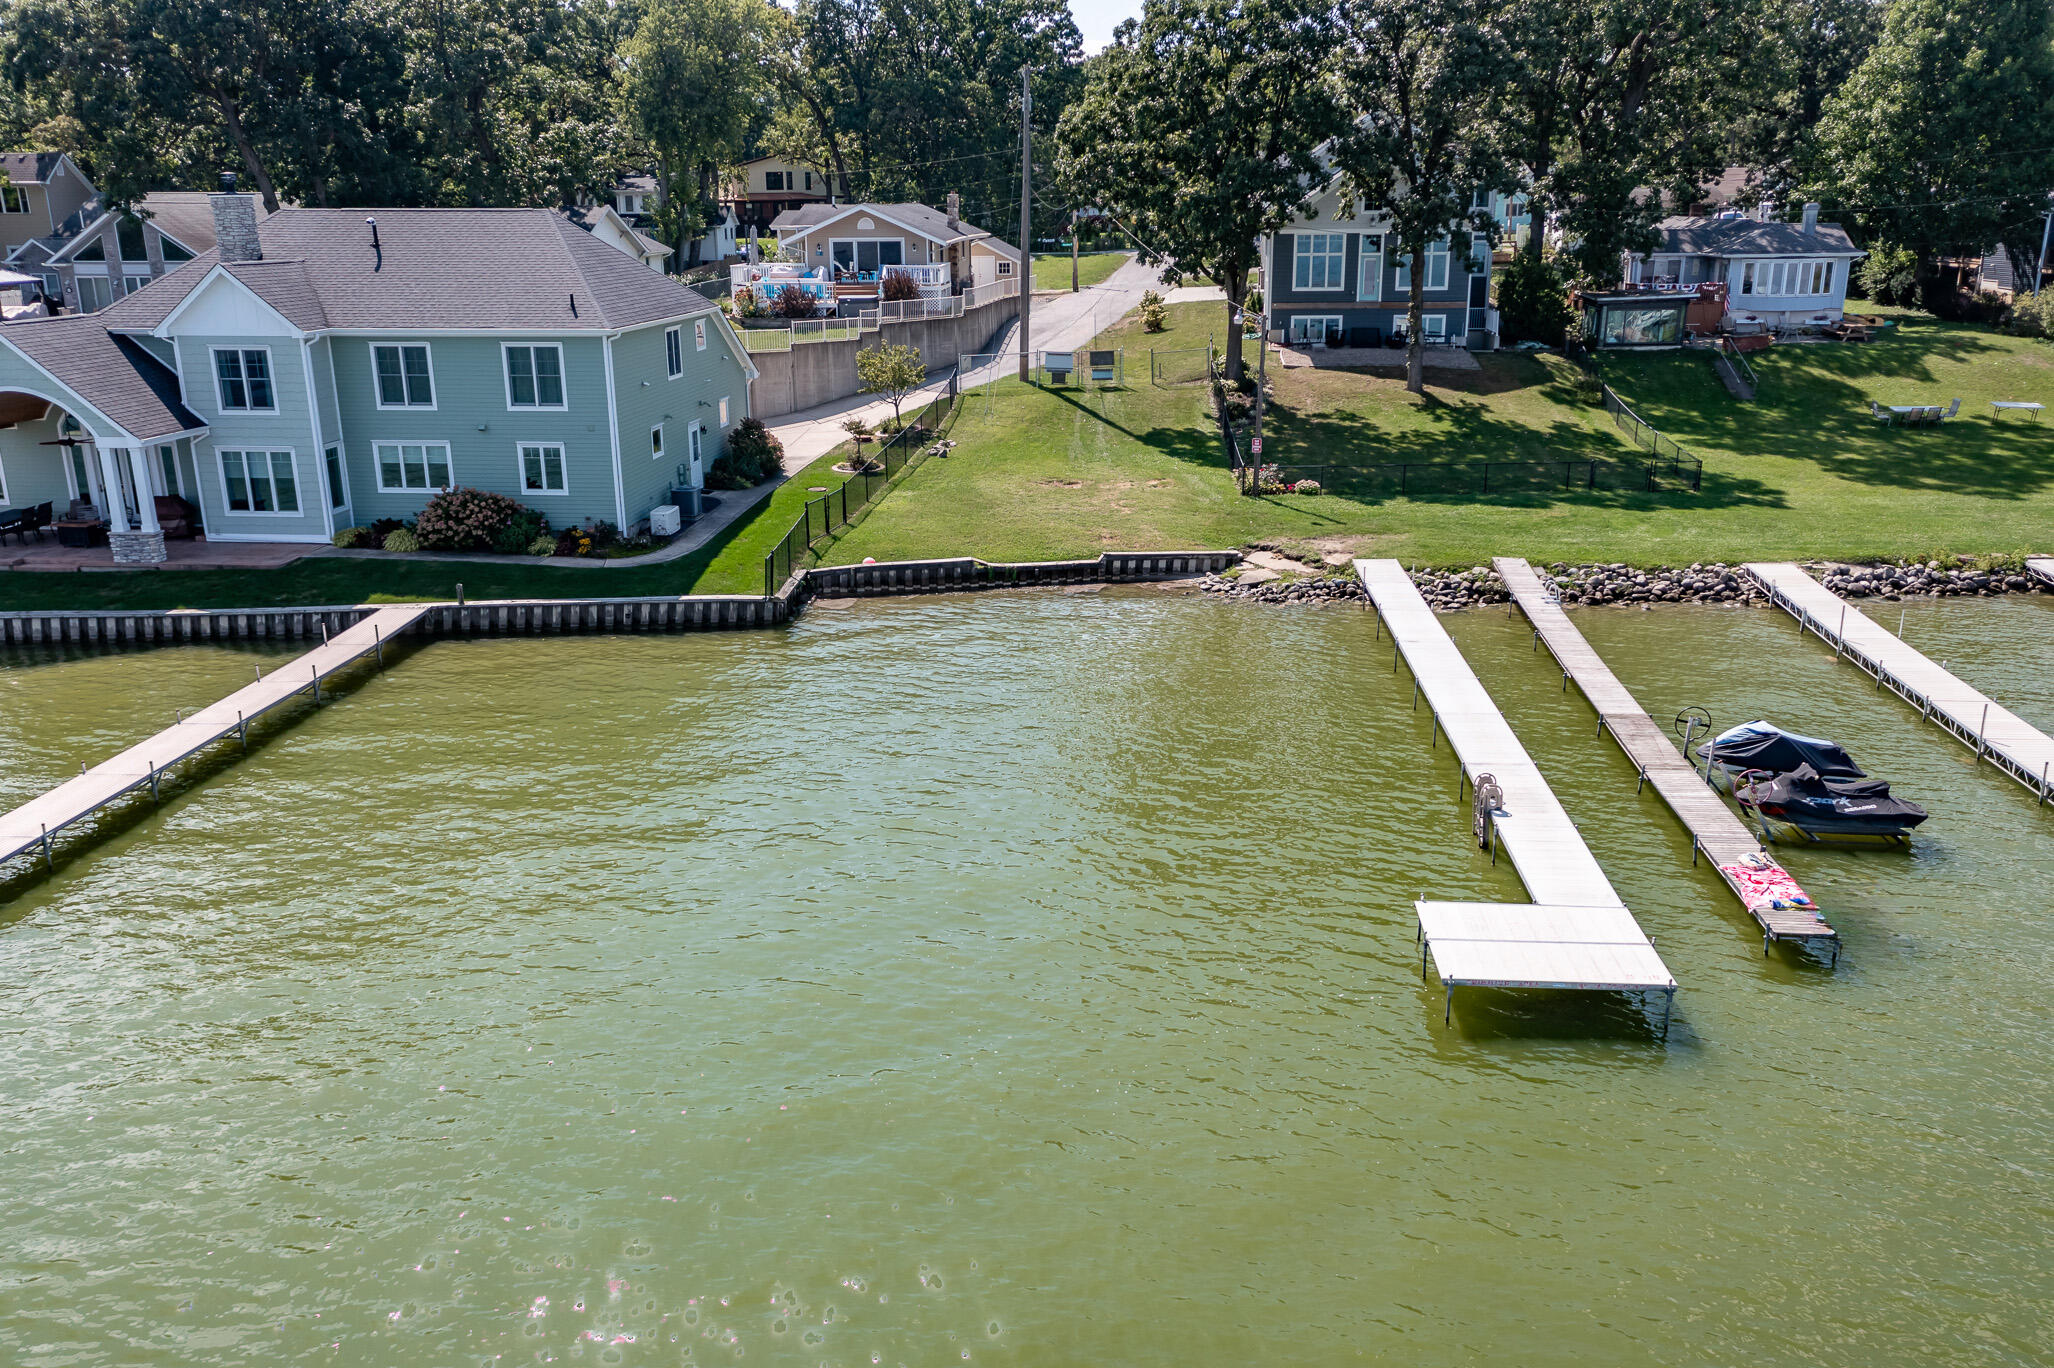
left=1629, top=204, right=1865, bottom=330
left=0, top=190, right=755, bottom=562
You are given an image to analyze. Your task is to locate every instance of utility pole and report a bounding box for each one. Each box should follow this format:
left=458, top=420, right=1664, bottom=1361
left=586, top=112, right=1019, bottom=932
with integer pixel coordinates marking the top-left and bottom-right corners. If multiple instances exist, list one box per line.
left=1018, top=64, right=1033, bottom=382
left=1071, top=210, right=1080, bottom=292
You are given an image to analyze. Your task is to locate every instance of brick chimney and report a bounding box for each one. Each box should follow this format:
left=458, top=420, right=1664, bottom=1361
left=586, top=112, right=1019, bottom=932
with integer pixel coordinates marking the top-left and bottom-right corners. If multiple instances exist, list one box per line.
left=946, top=191, right=961, bottom=231
left=1801, top=201, right=1819, bottom=235
left=210, top=171, right=262, bottom=263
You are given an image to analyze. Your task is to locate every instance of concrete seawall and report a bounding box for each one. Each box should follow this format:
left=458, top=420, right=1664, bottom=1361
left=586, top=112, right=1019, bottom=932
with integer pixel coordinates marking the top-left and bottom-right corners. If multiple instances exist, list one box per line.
left=747, top=296, right=1021, bottom=420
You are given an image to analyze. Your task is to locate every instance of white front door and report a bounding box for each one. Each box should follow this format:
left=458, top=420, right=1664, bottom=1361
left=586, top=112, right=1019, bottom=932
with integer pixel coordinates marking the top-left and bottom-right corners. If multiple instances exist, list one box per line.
left=688, top=423, right=704, bottom=484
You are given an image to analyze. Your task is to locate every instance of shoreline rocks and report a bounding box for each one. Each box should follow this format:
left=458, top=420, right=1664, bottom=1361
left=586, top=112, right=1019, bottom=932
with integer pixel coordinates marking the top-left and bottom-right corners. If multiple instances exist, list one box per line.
left=1197, top=558, right=2052, bottom=612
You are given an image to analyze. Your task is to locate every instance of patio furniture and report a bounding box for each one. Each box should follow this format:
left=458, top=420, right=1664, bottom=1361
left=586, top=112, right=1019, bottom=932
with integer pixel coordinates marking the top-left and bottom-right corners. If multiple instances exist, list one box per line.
left=1991, top=400, right=2043, bottom=421
left=53, top=517, right=106, bottom=548
left=1933, top=398, right=1962, bottom=423
left=154, top=494, right=196, bottom=540
left=1870, top=401, right=1894, bottom=425
left=0, top=506, right=24, bottom=545
left=23, top=500, right=51, bottom=540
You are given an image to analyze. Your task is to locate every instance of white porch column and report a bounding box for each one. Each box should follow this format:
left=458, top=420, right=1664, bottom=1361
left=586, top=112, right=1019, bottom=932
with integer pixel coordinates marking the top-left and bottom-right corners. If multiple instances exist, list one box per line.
left=94, top=445, right=130, bottom=532
left=126, top=447, right=160, bottom=533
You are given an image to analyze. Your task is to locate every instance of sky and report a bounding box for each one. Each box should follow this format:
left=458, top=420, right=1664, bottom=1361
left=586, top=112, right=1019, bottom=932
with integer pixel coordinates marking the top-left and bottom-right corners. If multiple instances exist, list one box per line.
left=1069, top=0, right=1145, bottom=52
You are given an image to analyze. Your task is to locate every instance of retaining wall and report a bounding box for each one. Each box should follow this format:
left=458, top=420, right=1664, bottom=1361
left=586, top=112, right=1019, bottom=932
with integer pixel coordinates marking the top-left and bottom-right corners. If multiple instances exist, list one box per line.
left=748, top=295, right=1020, bottom=420
left=804, top=551, right=1241, bottom=597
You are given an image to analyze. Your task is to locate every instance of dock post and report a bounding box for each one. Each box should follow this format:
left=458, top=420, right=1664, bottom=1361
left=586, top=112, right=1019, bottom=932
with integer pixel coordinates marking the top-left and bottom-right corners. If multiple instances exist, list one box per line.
left=237, top=711, right=247, bottom=752
left=147, top=761, right=159, bottom=803
left=1660, top=989, right=1674, bottom=1040
left=1691, top=836, right=1699, bottom=867
left=1836, top=605, right=1846, bottom=655
left=1532, top=627, right=1539, bottom=652
left=1976, top=703, right=1989, bottom=762
left=40, top=823, right=52, bottom=873
left=1430, top=713, right=1439, bottom=748
left=1636, top=767, right=1647, bottom=794
left=375, top=624, right=384, bottom=666
left=312, top=664, right=322, bottom=705
left=1444, top=984, right=1453, bottom=1025
left=321, top=622, right=330, bottom=645
left=2040, top=761, right=2049, bottom=806
left=1561, top=669, right=1568, bottom=693
left=1411, top=680, right=1418, bottom=711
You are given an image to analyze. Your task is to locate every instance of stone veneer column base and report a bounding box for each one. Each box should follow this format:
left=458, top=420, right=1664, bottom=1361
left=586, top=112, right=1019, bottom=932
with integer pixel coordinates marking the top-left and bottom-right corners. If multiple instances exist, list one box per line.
left=109, top=530, right=168, bottom=565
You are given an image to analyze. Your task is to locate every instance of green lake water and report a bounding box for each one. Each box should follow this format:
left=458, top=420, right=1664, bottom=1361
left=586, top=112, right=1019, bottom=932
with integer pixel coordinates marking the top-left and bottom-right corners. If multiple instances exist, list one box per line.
left=1, top=590, right=2050, bottom=1367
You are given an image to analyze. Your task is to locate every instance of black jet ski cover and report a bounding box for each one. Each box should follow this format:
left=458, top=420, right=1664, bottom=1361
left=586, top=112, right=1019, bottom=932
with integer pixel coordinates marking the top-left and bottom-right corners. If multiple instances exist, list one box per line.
left=1696, top=720, right=1866, bottom=778
left=1749, top=764, right=1929, bottom=828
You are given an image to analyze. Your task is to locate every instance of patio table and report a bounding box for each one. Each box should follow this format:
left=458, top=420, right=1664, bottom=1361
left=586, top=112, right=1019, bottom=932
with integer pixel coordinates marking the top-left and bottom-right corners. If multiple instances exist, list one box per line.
left=1990, top=401, right=2043, bottom=421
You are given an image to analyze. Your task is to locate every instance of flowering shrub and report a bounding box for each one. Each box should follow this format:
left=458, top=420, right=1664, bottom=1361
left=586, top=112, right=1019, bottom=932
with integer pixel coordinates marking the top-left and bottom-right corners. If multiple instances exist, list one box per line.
left=1291, top=478, right=1322, bottom=495
left=382, top=527, right=421, bottom=553
left=413, top=486, right=528, bottom=551
left=553, top=526, right=595, bottom=557
left=880, top=270, right=921, bottom=302
left=735, top=286, right=765, bottom=318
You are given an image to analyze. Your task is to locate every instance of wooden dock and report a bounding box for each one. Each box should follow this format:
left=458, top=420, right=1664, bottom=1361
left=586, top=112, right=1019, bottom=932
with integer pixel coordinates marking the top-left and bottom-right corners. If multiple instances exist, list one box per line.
left=1354, top=559, right=1676, bottom=1026
left=0, top=605, right=429, bottom=871
left=2027, top=556, right=2054, bottom=590
left=1495, top=557, right=1838, bottom=957
left=1746, top=562, right=2054, bottom=803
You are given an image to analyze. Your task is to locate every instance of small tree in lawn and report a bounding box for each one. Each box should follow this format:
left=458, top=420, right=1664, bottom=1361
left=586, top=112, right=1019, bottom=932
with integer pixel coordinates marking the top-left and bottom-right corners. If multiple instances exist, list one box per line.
left=855, top=341, right=925, bottom=428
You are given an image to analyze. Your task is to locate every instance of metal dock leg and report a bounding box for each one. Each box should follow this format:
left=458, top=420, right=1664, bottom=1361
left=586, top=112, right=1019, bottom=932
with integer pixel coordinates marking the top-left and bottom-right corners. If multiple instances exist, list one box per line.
left=1444, top=985, right=1453, bottom=1025
left=1660, top=989, right=1675, bottom=1040
left=147, top=761, right=159, bottom=803
left=40, top=823, right=52, bottom=873
left=237, top=711, right=248, bottom=753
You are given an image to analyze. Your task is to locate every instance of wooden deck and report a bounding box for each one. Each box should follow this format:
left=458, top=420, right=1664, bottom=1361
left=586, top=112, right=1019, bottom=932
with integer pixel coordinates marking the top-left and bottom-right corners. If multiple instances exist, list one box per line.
left=0, top=605, right=428, bottom=871
left=2027, top=556, right=2054, bottom=590
left=1495, top=557, right=1838, bottom=955
left=1354, top=560, right=1675, bottom=1020
left=1746, top=563, right=2054, bottom=803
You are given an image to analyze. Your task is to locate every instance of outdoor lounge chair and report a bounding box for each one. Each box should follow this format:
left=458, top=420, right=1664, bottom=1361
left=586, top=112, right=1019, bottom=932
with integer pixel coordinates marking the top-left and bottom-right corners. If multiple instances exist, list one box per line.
left=0, top=506, right=24, bottom=545
left=1869, top=401, right=1893, bottom=425
left=1934, top=398, right=1962, bottom=423
left=24, top=501, right=51, bottom=540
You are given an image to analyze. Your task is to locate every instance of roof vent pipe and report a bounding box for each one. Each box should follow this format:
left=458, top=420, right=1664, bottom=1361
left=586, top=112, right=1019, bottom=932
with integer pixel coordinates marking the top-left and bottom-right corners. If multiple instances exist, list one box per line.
left=366, top=216, right=379, bottom=250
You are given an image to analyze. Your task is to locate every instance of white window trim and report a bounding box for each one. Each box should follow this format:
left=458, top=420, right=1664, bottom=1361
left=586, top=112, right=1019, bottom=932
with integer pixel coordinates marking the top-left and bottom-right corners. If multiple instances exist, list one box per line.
left=718, top=396, right=731, bottom=428
left=500, top=341, right=568, bottom=412
left=372, top=439, right=455, bottom=493
left=1291, top=232, right=1346, bottom=292
left=1424, top=314, right=1448, bottom=338
left=666, top=326, right=683, bottom=379
left=827, top=237, right=907, bottom=273
left=1425, top=241, right=1450, bottom=292
left=1357, top=233, right=1383, bottom=301
left=517, top=441, right=570, bottom=496
left=324, top=443, right=350, bottom=509
left=211, top=345, right=279, bottom=414
left=651, top=422, right=665, bottom=462
left=1288, top=314, right=1345, bottom=344
left=0, top=186, right=26, bottom=213
left=693, top=319, right=707, bottom=352
left=371, top=341, right=438, bottom=410
left=217, top=447, right=304, bottom=516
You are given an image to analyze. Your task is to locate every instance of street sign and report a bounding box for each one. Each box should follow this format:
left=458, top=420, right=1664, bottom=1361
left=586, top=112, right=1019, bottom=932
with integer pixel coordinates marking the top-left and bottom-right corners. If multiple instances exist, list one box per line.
left=1251, top=437, right=1263, bottom=454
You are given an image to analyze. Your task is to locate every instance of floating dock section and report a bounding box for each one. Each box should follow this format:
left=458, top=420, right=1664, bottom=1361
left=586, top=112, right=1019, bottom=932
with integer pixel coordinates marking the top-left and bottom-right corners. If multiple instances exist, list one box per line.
left=0, top=605, right=428, bottom=872
left=1495, top=557, right=1838, bottom=957
left=1746, top=563, right=2054, bottom=803
left=1354, top=559, right=1676, bottom=1026
left=2028, top=556, right=2054, bottom=590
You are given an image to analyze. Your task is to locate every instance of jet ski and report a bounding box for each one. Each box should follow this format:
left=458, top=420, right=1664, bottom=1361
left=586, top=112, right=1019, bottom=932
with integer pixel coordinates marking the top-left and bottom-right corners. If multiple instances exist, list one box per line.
left=1729, top=764, right=1929, bottom=845
left=1695, top=721, right=1927, bottom=845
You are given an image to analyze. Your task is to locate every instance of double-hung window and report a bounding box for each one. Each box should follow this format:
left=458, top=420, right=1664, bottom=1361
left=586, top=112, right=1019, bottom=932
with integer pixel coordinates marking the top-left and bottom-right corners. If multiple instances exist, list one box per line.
left=666, top=326, right=683, bottom=378
left=1292, top=232, right=1345, bottom=291
left=1425, top=240, right=1450, bottom=292
left=373, top=344, right=434, bottom=407
left=504, top=344, right=565, bottom=409
left=520, top=442, right=567, bottom=494
left=374, top=441, right=452, bottom=492
left=0, top=186, right=25, bottom=213
left=1741, top=262, right=1756, bottom=295
left=214, top=348, right=275, bottom=411
left=651, top=425, right=665, bottom=462
left=718, top=397, right=730, bottom=427
left=324, top=444, right=349, bottom=508
left=1356, top=233, right=1383, bottom=301
left=220, top=450, right=300, bottom=513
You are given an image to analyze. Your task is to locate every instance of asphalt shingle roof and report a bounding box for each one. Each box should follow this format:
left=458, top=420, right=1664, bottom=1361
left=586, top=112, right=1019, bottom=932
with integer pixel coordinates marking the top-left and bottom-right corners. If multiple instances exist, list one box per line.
left=97, top=206, right=717, bottom=333
left=0, top=151, right=68, bottom=185
left=1656, top=215, right=1861, bottom=257
left=770, top=200, right=1014, bottom=256
left=0, top=313, right=201, bottom=440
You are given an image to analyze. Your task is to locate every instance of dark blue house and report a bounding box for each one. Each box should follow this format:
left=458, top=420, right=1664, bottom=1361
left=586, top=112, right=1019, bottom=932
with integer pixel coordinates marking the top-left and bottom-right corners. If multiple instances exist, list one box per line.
left=1261, top=182, right=1493, bottom=350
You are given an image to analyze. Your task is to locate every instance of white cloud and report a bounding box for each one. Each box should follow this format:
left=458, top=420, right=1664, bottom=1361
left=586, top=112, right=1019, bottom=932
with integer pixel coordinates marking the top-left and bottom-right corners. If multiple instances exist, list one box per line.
left=1069, top=0, right=1144, bottom=53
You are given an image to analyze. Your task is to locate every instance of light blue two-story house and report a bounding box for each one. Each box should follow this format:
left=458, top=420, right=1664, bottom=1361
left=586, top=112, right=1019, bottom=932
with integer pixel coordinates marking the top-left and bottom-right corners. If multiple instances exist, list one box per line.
left=1261, top=179, right=1493, bottom=350
left=0, top=186, right=755, bottom=562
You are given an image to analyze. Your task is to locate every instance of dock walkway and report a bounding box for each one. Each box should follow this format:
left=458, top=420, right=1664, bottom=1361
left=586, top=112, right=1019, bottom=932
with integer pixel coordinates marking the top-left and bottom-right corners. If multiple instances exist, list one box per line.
left=0, top=605, right=428, bottom=870
left=1746, top=563, right=2054, bottom=803
left=1354, top=560, right=1675, bottom=1023
left=1495, top=558, right=1838, bottom=955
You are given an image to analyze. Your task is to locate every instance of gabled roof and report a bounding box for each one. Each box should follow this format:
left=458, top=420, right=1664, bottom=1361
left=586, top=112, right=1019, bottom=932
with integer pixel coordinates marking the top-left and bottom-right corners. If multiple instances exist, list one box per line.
left=95, top=207, right=717, bottom=334
left=1655, top=215, right=1861, bottom=258
left=770, top=200, right=1002, bottom=251
left=0, top=151, right=81, bottom=186
left=0, top=313, right=202, bottom=441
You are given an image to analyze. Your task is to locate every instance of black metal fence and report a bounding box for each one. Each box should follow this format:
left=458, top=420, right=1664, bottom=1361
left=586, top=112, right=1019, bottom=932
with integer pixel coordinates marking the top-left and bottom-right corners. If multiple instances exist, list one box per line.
left=761, top=380, right=959, bottom=596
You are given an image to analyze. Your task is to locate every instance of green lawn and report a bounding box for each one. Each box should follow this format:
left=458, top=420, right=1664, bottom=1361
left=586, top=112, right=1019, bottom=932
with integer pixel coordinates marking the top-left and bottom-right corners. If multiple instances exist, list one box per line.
left=1032, top=251, right=1132, bottom=293
left=821, top=301, right=2054, bottom=569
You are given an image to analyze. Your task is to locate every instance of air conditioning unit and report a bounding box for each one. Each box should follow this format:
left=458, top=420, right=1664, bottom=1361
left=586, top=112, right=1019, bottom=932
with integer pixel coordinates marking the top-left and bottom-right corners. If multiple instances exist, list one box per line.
left=649, top=504, right=682, bottom=537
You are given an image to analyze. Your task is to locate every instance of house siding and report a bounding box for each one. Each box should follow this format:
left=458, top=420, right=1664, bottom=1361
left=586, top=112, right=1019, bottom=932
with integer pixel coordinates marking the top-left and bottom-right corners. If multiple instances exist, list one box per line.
left=610, top=316, right=746, bottom=530
left=174, top=332, right=329, bottom=541
left=329, top=334, right=618, bottom=530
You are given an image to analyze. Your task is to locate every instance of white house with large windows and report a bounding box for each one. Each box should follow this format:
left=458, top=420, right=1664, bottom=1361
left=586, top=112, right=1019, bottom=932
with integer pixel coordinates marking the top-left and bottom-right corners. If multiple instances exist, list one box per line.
left=0, top=186, right=755, bottom=563
left=1629, top=203, right=1865, bottom=331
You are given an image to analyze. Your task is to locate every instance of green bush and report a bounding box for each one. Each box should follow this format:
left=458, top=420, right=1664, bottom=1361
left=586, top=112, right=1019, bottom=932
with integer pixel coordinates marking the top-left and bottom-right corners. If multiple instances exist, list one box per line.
left=491, top=509, right=549, bottom=555
left=1859, top=243, right=1920, bottom=307
left=381, top=528, right=421, bottom=553
left=2008, top=290, right=2054, bottom=337
left=331, top=525, right=370, bottom=548
left=1494, top=253, right=1574, bottom=347
left=708, top=416, right=784, bottom=488
left=527, top=533, right=557, bottom=556
left=1139, top=289, right=1167, bottom=333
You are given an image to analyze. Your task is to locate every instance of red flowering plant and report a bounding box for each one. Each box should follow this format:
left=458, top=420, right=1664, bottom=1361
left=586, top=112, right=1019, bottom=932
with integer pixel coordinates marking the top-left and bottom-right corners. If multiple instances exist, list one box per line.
left=412, top=486, right=529, bottom=552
